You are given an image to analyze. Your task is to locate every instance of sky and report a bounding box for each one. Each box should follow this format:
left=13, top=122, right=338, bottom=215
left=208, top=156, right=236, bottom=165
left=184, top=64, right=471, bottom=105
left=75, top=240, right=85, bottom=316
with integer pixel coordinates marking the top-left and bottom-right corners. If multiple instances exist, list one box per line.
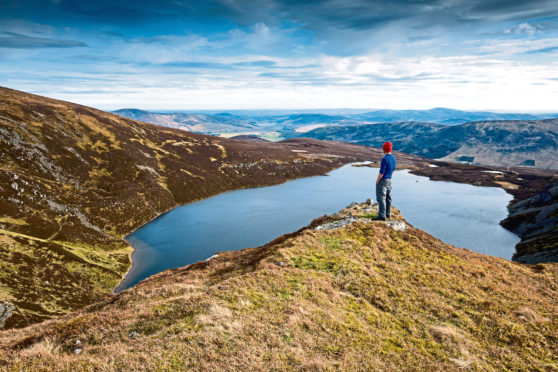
left=1, top=0, right=558, bottom=111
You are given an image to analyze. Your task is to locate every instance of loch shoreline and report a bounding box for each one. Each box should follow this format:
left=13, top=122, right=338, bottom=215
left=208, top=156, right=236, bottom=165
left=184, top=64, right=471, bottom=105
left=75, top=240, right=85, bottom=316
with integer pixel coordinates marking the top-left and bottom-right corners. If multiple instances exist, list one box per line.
left=114, top=160, right=525, bottom=292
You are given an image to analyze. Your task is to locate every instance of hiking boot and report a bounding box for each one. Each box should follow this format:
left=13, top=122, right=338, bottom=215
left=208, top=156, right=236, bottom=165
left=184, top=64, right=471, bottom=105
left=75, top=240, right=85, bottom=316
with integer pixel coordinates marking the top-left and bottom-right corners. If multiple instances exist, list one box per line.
left=372, top=216, right=386, bottom=221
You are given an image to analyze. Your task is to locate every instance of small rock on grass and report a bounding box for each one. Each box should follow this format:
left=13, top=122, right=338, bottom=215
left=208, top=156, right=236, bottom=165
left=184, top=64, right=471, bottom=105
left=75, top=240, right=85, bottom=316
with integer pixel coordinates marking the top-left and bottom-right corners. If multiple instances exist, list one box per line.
left=386, top=220, right=407, bottom=231
left=315, top=217, right=359, bottom=231
left=0, top=302, right=15, bottom=330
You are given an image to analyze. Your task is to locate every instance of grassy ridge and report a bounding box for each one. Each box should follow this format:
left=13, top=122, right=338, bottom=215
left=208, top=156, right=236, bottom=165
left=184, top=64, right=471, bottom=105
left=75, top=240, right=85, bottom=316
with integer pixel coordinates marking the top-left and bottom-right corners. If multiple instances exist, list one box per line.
left=1, top=203, right=556, bottom=371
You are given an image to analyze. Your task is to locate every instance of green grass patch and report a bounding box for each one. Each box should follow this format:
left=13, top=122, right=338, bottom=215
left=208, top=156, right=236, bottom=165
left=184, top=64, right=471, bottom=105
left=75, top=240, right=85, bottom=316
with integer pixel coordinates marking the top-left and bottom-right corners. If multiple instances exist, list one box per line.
left=53, top=240, right=132, bottom=273
left=0, top=217, right=28, bottom=226
left=359, top=213, right=378, bottom=219
left=320, top=237, right=341, bottom=249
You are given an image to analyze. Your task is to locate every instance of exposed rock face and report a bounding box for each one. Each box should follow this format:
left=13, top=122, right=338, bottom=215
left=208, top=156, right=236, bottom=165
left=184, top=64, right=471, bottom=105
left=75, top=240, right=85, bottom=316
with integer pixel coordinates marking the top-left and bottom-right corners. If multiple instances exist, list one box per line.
left=502, top=183, right=558, bottom=263
left=0, top=302, right=15, bottom=329
left=314, top=201, right=406, bottom=231
left=315, top=217, right=359, bottom=230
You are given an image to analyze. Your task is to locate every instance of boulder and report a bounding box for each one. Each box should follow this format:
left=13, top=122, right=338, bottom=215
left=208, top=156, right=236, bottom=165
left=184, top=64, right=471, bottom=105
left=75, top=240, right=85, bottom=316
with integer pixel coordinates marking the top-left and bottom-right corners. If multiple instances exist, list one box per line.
left=0, top=302, right=15, bottom=329
left=386, top=220, right=407, bottom=231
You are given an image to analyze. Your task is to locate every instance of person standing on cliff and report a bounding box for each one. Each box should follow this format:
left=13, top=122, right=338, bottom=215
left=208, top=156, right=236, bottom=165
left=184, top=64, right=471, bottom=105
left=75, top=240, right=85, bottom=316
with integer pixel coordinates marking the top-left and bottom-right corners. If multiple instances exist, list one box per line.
left=374, top=142, right=396, bottom=221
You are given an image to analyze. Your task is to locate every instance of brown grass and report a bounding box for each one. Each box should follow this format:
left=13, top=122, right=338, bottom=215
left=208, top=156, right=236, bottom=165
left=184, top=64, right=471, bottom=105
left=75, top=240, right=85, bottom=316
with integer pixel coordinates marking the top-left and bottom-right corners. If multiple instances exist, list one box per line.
left=1, top=203, right=556, bottom=371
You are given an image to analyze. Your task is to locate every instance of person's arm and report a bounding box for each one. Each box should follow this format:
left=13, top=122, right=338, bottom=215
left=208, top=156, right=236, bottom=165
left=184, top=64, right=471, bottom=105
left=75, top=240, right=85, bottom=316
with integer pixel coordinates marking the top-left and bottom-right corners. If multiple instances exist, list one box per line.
left=377, top=157, right=386, bottom=184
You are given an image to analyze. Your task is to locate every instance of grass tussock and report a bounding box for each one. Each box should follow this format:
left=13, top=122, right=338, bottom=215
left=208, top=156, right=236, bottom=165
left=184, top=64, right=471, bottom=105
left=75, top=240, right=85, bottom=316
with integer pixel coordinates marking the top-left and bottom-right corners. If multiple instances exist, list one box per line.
left=1, top=204, right=557, bottom=371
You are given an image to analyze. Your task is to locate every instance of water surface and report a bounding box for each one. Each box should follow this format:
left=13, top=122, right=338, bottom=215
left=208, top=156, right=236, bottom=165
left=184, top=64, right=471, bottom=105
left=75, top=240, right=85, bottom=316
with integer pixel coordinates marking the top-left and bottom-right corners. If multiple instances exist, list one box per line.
left=116, top=163, right=519, bottom=291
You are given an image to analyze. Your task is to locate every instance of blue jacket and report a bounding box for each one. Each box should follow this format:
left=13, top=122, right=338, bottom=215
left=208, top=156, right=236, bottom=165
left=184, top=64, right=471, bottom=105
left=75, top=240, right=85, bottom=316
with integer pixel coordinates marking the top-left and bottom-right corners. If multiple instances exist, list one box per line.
left=380, top=154, right=396, bottom=180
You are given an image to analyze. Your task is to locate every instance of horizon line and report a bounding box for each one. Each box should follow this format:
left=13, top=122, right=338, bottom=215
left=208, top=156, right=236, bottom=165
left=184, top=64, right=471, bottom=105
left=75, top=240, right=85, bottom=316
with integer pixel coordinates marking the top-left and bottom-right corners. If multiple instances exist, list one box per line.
left=106, top=106, right=558, bottom=115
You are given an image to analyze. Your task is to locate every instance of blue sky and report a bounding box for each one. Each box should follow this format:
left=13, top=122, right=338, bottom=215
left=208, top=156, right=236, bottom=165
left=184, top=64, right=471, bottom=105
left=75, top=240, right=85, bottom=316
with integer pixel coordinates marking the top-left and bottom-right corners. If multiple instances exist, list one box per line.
left=1, top=0, right=558, bottom=111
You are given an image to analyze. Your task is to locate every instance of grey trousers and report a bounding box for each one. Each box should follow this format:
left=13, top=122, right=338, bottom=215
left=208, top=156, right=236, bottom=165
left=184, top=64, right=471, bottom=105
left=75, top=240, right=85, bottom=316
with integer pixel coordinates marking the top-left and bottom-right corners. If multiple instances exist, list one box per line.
left=376, top=179, right=392, bottom=218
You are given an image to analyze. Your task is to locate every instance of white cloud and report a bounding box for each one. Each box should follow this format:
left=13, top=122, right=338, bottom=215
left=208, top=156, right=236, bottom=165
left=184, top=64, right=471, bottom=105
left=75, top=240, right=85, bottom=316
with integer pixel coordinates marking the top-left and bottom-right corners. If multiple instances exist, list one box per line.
left=475, top=37, right=558, bottom=56
left=5, top=26, right=558, bottom=112
left=34, top=52, right=557, bottom=112
left=43, top=74, right=555, bottom=113
left=504, top=22, right=542, bottom=36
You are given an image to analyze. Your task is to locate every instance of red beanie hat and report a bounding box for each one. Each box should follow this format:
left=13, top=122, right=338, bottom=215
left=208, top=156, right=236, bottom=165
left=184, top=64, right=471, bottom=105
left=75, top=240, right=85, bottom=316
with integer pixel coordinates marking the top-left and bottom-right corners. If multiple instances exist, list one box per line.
left=382, top=141, right=393, bottom=153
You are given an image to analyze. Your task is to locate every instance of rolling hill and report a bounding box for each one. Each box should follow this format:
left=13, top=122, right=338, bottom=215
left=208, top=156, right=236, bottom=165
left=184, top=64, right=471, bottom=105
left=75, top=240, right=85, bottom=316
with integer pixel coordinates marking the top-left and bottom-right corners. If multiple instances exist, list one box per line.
left=113, top=108, right=558, bottom=140
left=303, top=119, right=558, bottom=169
left=0, top=87, right=384, bottom=329
left=349, top=107, right=557, bottom=125
left=112, top=109, right=259, bottom=134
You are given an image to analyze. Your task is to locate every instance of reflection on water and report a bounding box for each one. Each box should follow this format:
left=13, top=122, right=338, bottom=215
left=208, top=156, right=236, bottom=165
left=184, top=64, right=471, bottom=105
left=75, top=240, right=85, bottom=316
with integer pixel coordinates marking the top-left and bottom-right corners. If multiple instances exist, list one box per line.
left=116, top=163, right=519, bottom=291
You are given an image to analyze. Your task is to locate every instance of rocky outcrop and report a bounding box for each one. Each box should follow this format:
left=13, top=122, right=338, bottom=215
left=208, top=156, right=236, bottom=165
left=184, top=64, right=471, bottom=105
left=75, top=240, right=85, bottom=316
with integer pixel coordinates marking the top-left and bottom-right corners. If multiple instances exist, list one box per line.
left=501, top=183, right=558, bottom=263
left=314, top=200, right=407, bottom=231
left=0, top=302, right=15, bottom=329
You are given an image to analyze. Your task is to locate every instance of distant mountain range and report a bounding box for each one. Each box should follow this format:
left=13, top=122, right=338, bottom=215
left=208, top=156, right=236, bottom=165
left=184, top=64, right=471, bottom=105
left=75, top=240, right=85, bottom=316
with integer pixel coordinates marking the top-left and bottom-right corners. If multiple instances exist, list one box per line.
left=113, top=108, right=558, bottom=169
left=347, top=107, right=557, bottom=125
left=112, top=108, right=259, bottom=134
left=113, top=107, right=558, bottom=136
left=302, top=119, right=558, bottom=169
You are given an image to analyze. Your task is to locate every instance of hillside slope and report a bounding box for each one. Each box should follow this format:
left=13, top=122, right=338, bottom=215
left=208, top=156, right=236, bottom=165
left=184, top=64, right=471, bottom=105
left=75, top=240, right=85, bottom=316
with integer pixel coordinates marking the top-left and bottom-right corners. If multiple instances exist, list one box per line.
left=1, top=202, right=556, bottom=371
left=112, top=109, right=259, bottom=134
left=303, top=119, right=558, bottom=169
left=0, top=87, right=384, bottom=329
